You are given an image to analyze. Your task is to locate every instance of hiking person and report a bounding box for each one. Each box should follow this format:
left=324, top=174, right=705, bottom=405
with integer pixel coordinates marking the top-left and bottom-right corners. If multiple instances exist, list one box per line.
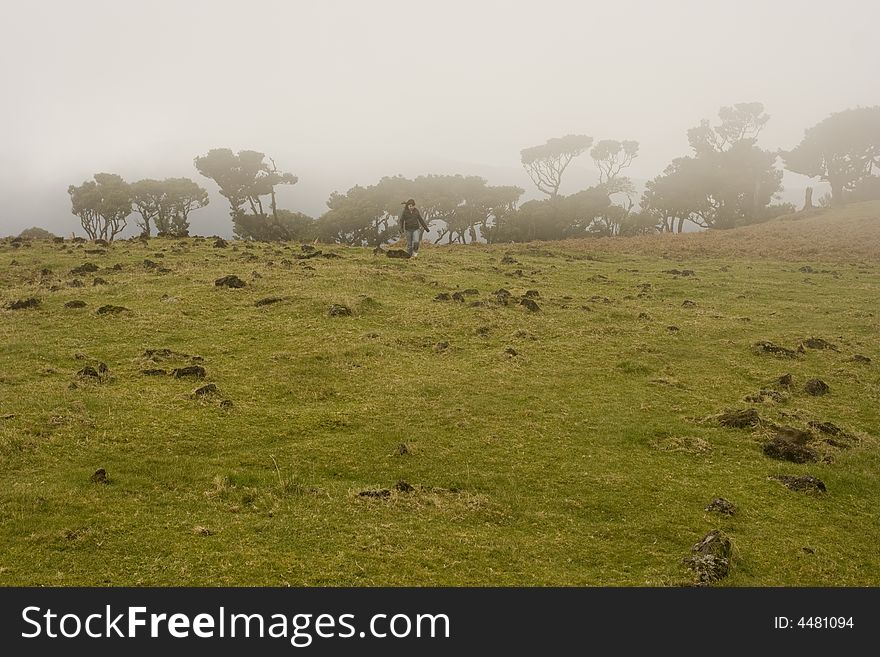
left=399, top=199, right=428, bottom=258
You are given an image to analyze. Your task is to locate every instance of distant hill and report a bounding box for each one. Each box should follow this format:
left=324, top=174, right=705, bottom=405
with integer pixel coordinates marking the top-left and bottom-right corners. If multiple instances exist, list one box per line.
left=561, top=202, right=880, bottom=262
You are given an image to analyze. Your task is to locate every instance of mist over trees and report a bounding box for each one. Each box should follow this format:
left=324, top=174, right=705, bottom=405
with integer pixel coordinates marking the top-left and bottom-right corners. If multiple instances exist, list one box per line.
left=60, top=103, right=880, bottom=244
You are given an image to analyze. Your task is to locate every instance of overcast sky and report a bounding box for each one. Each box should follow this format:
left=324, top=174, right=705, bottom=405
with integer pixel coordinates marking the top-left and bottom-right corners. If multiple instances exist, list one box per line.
left=1, top=0, right=877, bottom=237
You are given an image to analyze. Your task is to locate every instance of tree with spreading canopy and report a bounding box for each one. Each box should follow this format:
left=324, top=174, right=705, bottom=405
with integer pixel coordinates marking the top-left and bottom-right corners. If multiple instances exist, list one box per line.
left=784, top=106, right=880, bottom=206
left=194, top=148, right=297, bottom=239
left=520, top=134, right=593, bottom=198
left=68, top=173, right=132, bottom=241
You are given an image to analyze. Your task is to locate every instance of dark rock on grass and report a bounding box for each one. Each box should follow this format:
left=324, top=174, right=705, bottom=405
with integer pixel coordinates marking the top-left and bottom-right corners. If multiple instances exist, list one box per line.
left=801, top=337, right=838, bottom=351
left=504, top=346, right=518, bottom=357
left=5, top=297, right=40, bottom=310
left=705, top=498, right=736, bottom=515
left=358, top=489, right=391, bottom=499
left=328, top=304, right=352, bottom=317
left=663, top=269, right=695, bottom=276
left=395, top=480, right=415, bottom=493
left=501, top=255, right=519, bottom=265
left=70, top=262, right=99, bottom=275
left=638, top=312, right=650, bottom=320
left=321, top=252, right=341, bottom=259
left=851, top=354, right=871, bottom=364
left=763, top=434, right=819, bottom=463
left=92, top=277, right=108, bottom=286
left=799, top=265, right=815, bottom=273
left=93, top=239, right=109, bottom=247
left=524, top=290, right=540, bottom=299
left=90, top=468, right=110, bottom=484
left=65, top=300, right=87, bottom=309
left=718, top=408, right=761, bottom=428
left=777, top=373, right=793, bottom=387
left=667, top=325, right=680, bottom=332
left=744, top=389, right=785, bottom=403
left=69, top=279, right=84, bottom=288
left=433, top=293, right=451, bottom=301
left=255, top=297, right=283, bottom=307
left=141, top=368, right=167, bottom=376
left=219, top=399, right=234, bottom=409
left=193, top=383, right=219, bottom=397
left=754, top=341, right=799, bottom=358
left=143, top=259, right=159, bottom=269
left=112, top=263, right=123, bottom=271
left=215, top=275, right=246, bottom=288
left=96, top=305, right=129, bottom=315
left=519, top=298, right=541, bottom=312
left=681, top=299, right=697, bottom=308
left=301, top=244, right=317, bottom=253
left=451, top=292, right=466, bottom=302
left=685, top=529, right=732, bottom=585
left=172, top=365, right=206, bottom=379
left=213, top=238, right=228, bottom=248
left=804, top=378, right=829, bottom=396
left=396, top=443, right=409, bottom=455
left=97, top=362, right=109, bottom=374
left=434, top=341, right=450, bottom=352
left=386, top=249, right=410, bottom=259
left=769, top=474, right=826, bottom=493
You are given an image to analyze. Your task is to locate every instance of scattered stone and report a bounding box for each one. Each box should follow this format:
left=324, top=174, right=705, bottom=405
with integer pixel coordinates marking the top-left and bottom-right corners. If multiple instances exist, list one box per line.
left=96, top=305, right=129, bottom=314
left=663, top=269, right=695, bottom=276
left=68, top=279, right=84, bottom=288
left=804, top=378, right=829, bottom=396
left=70, top=263, right=99, bottom=275
left=718, top=408, right=761, bottom=428
left=358, top=489, right=391, bottom=499
left=112, top=263, right=123, bottom=271
left=301, top=244, right=316, bottom=253
left=386, top=249, right=410, bottom=259
left=763, top=428, right=819, bottom=463
left=193, top=383, right=219, bottom=397
left=215, top=275, right=246, bottom=288
left=433, top=293, right=451, bottom=301
left=5, top=297, right=40, bottom=310
left=681, top=300, right=697, bottom=308
left=519, top=298, right=541, bottom=312
left=394, top=480, right=415, bottom=493
left=219, top=399, right=234, bottom=409
left=777, top=373, right=793, bottom=387
left=172, top=365, right=206, bottom=379
left=451, top=292, right=466, bottom=302
left=434, top=341, right=450, bottom=352
left=396, top=443, right=409, bottom=455
left=802, top=547, right=815, bottom=554
left=744, top=389, right=785, bottom=403
left=754, top=341, right=799, bottom=358
left=686, top=529, right=731, bottom=585
left=851, top=354, right=871, bottom=364
left=141, top=369, right=167, bottom=376
left=213, top=238, right=228, bottom=248
left=501, top=255, right=519, bottom=265
left=328, top=304, right=352, bottom=317
left=705, top=498, right=736, bottom=515
left=90, top=468, right=110, bottom=484
left=769, top=474, right=826, bottom=493
left=92, top=277, right=108, bottom=286
left=524, top=290, right=540, bottom=299
left=192, top=526, right=214, bottom=536
left=667, top=325, right=680, bottom=332
left=255, top=297, right=283, bottom=307
left=143, top=259, right=159, bottom=269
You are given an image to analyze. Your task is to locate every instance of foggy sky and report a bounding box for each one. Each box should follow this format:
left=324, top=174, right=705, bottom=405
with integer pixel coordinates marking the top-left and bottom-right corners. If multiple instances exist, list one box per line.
left=1, top=0, right=878, bottom=237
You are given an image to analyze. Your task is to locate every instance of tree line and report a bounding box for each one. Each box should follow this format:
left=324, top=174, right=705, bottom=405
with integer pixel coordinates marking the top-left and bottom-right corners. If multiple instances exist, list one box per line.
left=66, top=104, right=880, bottom=243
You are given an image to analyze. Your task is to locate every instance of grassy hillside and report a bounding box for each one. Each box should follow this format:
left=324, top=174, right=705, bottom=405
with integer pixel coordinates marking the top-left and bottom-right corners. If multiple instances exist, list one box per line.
left=1, top=205, right=878, bottom=586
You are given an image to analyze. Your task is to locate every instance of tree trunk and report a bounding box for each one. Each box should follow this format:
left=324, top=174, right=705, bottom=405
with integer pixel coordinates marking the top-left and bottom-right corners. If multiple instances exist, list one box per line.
left=802, top=187, right=813, bottom=210
left=830, top=181, right=844, bottom=206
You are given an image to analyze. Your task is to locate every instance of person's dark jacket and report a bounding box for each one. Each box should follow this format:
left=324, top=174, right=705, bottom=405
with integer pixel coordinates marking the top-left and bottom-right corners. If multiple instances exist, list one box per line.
left=400, top=207, right=428, bottom=232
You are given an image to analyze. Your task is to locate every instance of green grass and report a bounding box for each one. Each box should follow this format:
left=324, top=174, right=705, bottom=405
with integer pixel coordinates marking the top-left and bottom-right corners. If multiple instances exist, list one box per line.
left=0, top=229, right=878, bottom=586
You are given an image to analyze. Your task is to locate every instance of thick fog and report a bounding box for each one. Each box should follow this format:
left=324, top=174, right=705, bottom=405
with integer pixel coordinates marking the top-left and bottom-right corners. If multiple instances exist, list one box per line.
left=1, top=0, right=877, bottom=237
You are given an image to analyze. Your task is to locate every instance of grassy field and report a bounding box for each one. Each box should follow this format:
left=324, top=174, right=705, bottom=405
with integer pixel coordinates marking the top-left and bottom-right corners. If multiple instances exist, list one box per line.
left=1, top=203, right=878, bottom=586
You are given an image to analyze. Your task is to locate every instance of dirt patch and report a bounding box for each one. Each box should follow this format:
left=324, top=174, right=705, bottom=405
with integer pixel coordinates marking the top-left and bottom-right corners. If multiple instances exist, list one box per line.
left=5, top=298, right=40, bottom=310
left=763, top=426, right=819, bottom=463
left=70, top=263, right=99, bottom=275
left=769, top=474, right=826, bottom=493
left=744, top=389, right=786, bottom=403
left=213, top=239, right=228, bottom=248
left=192, top=383, right=219, bottom=397
left=804, top=378, right=829, bottom=396
left=96, top=305, right=129, bottom=315
left=215, top=275, right=246, bottom=288
left=64, top=300, right=86, bottom=309
left=328, top=304, right=352, bottom=317
left=519, top=298, right=541, bottom=312
left=172, top=365, right=206, bottom=379
left=850, top=354, right=871, bottom=364
left=255, top=297, right=283, bottom=307
left=754, top=341, right=799, bottom=358
left=395, top=480, right=415, bottom=493
left=90, top=468, right=110, bottom=484
left=776, top=373, right=793, bottom=387
left=801, top=337, right=838, bottom=351
left=705, top=498, right=736, bottom=515
left=386, top=249, right=410, bottom=259
left=717, top=408, right=761, bottom=428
